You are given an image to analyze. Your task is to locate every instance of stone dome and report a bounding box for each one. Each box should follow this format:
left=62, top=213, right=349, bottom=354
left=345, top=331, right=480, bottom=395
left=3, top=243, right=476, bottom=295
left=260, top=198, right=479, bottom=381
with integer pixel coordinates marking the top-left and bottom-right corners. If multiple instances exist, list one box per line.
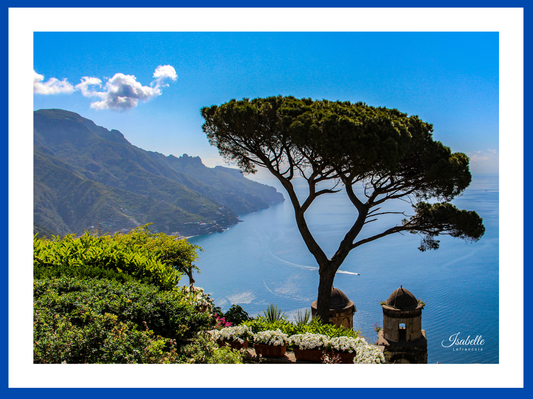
left=329, top=287, right=354, bottom=310
left=385, top=286, right=418, bottom=311
left=311, top=287, right=354, bottom=310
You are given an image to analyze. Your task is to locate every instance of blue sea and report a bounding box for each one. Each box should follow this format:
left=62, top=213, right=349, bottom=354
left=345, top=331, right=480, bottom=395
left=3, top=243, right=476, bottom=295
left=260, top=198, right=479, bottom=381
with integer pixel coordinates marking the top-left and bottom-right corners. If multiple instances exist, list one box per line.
left=189, top=174, right=499, bottom=364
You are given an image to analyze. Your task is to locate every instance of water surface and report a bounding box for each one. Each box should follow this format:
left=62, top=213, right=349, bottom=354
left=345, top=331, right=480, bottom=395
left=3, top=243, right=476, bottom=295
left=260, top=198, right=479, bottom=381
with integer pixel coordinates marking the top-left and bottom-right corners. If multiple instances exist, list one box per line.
left=190, top=174, right=499, bottom=364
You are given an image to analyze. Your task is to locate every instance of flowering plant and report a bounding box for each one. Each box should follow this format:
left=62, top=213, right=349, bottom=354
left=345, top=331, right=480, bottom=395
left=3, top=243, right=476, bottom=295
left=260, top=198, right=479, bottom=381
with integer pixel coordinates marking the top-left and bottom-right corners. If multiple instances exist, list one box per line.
left=328, top=336, right=359, bottom=353
left=209, top=325, right=252, bottom=344
left=253, top=329, right=289, bottom=346
left=289, top=333, right=329, bottom=350
left=352, top=337, right=386, bottom=364
left=214, top=314, right=232, bottom=328
left=181, top=285, right=214, bottom=313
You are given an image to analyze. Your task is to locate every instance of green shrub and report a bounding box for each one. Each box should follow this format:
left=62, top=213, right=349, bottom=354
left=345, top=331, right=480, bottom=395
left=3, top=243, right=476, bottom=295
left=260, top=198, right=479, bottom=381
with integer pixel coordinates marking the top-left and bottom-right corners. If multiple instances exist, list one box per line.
left=292, top=318, right=359, bottom=339
left=263, top=303, right=285, bottom=322
left=33, top=225, right=201, bottom=291
left=222, top=304, right=254, bottom=325
left=33, top=277, right=214, bottom=364
left=112, top=225, right=202, bottom=286
left=295, top=308, right=311, bottom=326
left=241, top=316, right=359, bottom=341
left=241, top=316, right=297, bottom=336
left=180, top=333, right=244, bottom=364
left=34, top=311, right=181, bottom=364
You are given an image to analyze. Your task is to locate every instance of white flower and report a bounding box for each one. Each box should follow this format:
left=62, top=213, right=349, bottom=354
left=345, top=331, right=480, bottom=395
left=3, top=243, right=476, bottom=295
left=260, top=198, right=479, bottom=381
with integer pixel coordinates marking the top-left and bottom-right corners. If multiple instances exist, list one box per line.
left=329, top=336, right=359, bottom=353
left=253, top=329, right=289, bottom=346
left=180, top=285, right=214, bottom=312
left=289, top=333, right=329, bottom=350
left=209, top=325, right=251, bottom=343
left=350, top=336, right=386, bottom=364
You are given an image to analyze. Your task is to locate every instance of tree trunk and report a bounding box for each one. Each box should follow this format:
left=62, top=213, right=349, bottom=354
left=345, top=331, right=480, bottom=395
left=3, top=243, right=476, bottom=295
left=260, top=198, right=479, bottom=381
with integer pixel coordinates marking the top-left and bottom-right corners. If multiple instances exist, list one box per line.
left=315, top=265, right=336, bottom=323
left=186, top=267, right=195, bottom=287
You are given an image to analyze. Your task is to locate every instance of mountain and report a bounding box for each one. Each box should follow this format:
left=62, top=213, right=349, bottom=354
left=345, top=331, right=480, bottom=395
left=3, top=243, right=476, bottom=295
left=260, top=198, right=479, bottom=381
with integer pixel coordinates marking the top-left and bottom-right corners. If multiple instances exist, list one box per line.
left=146, top=152, right=284, bottom=215
left=34, top=109, right=284, bottom=237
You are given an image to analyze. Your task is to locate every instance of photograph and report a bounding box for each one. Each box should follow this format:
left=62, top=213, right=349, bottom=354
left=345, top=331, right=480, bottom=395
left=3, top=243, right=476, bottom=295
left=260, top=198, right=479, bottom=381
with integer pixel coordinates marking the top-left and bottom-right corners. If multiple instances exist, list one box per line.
left=7, top=5, right=525, bottom=391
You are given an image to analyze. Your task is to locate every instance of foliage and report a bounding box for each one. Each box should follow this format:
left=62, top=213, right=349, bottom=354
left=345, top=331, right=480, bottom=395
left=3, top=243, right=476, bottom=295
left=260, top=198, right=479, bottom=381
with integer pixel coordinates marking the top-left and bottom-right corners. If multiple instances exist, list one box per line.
left=211, top=304, right=254, bottom=328
left=33, top=225, right=204, bottom=290
left=292, top=317, right=359, bottom=338
left=34, top=311, right=181, bottom=364
left=263, top=303, right=285, bottom=322
left=202, top=95, right=485, bottom=321
left=408, top=202, right=486, bottom=251
left=180, top=333, right=244, bottom=364
left=202, top=96, right=476, bottom=201
left=32, top=224, right=224, bottom=364
left=224, top=304, right=254, bottom=325
left=113, top=225, right=202, bottom=284
left=181, top=285, right=216, bottom=313
left=242, top=316, right=296, bottom=336
left=295, top=308, right=311, bottom=326
left=207, top=345, right=245, bottom=364
left=34, top=277, right=213, bottom=357
left=242, top=315, right=358, bottom=339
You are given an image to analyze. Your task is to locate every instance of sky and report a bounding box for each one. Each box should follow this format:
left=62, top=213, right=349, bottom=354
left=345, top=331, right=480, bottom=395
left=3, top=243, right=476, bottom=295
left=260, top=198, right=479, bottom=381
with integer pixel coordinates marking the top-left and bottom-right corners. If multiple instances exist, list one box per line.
left=33, top=31, right=499, bottom=175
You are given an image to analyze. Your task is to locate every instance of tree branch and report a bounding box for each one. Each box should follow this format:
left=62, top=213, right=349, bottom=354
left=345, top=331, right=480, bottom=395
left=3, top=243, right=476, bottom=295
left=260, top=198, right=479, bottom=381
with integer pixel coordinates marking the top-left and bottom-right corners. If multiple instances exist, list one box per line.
left=350, top=225, right=408, bottom=250
left=343, top=178, right=364, bottom=212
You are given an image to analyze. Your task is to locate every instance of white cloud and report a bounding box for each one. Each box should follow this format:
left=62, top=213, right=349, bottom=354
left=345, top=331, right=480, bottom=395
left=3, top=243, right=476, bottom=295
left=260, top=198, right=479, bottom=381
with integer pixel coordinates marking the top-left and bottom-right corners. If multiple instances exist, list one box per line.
left=33, top=71, right=75, bottom=95
left=86, top=72, right=162, bottom=111
left=153, top=65, right=178, bottom=82
left=34, top=65, right=178, bottom=111
left=75, top=76, right=103, bottom=98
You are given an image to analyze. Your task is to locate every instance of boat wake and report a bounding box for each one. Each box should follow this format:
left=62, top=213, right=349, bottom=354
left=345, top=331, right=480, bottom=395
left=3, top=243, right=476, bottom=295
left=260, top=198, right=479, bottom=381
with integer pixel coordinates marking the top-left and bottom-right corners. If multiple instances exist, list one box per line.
left=266, top=248, right=360, bottom=275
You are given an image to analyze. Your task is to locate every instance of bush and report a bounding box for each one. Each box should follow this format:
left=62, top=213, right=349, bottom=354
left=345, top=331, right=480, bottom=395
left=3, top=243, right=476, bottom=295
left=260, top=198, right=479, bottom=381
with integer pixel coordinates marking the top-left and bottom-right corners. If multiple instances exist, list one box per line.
left=262, top=303, right=285, bottom=321
left=242, top=315, right=359, bottom=341
left=180, top=333, right=244, bottom=364
left=222, top=304, right=253, bottom=325
left=33, top=225, right=201, bottom=291
left=242, top=316, right=296, bottom=336
left=112, top=225, right=202, bottom=286
left=34, top=311, right=181, bottom=364
left=33, top=277, right=214, bottom=363
left=292, top=318, right=359, bottom=339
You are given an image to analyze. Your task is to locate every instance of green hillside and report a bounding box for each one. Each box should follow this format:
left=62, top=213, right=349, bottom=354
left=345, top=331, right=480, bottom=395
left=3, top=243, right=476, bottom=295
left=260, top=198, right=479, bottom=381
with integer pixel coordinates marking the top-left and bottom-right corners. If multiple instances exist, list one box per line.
left=34, top=109, right=284, bottom=237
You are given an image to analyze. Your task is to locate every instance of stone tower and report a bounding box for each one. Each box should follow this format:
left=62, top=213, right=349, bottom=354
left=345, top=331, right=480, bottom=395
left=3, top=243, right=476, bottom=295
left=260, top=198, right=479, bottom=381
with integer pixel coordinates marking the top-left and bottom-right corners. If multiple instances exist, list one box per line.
left=376, top=285, right=427, bottom=363
left=311, top=287, right=355, bottom=329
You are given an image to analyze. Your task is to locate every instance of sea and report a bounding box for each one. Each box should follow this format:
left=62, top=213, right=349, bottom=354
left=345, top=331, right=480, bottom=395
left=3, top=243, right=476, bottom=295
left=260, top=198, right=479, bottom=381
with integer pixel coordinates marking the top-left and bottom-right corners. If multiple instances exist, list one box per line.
left=189, top=173, right=499, bottom=364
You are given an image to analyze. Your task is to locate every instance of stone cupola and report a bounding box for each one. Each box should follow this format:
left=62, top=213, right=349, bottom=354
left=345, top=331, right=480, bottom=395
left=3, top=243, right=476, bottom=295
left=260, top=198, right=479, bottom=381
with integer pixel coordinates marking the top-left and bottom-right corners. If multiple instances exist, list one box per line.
left=311, top=287, right=356, bottom=329
left=376, top=285, right=427, bottom=363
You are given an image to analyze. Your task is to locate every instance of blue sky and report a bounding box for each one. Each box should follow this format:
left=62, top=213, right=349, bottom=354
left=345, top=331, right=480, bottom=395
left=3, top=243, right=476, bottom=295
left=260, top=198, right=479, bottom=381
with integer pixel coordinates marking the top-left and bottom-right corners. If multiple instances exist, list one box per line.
left=34, top=31, right=499, bottom=174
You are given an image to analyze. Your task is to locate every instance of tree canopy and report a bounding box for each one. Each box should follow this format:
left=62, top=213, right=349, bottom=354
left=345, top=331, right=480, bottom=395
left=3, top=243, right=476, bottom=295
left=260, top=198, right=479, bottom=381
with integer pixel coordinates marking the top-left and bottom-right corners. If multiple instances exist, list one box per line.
left=201, top=96, right=485, bottom=322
